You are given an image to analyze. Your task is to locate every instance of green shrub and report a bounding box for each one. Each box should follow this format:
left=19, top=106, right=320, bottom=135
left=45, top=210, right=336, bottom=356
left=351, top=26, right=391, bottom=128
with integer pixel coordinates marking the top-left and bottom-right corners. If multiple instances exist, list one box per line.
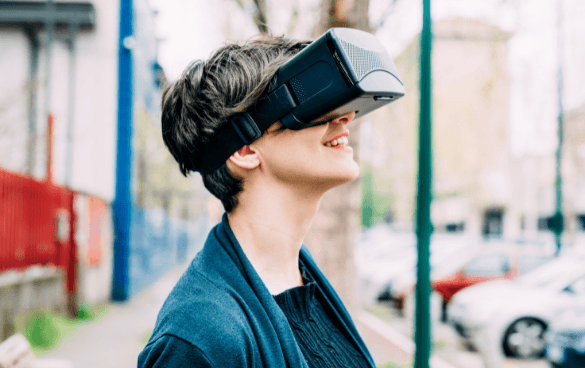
left=76, top=303, right=95, bottom=320
left=24, top=311, right=60, bottom=349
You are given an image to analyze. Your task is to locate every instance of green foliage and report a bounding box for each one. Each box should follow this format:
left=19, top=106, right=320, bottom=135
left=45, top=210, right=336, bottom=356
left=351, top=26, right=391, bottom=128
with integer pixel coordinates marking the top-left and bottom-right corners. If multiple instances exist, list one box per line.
left=17, top=304, right=108, bottom=355
left=24, top=311, right=60, bottom=349
left=76, top=303, right=95, bottom=320
left=361, top=164, right=375, bottom=228
left=361, top=163, right=395, bottom=228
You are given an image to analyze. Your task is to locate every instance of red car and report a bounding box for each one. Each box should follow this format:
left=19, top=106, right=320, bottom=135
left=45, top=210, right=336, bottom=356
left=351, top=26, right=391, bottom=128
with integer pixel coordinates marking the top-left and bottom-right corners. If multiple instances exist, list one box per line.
left=433, top=245, right=553, bottom=320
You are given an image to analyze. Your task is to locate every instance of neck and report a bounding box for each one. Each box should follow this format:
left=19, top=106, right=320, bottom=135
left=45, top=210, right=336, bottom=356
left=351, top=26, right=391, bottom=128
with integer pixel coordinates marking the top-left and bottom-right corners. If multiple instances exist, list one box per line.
left=227, top=180, right=322, bottom=295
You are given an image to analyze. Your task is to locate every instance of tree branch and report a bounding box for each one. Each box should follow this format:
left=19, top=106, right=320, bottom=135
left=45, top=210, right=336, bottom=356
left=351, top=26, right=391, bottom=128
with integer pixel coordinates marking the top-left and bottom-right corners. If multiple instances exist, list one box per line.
left=372, top=0, right=399, bottom=32
left=253, top=0, right=269, bottom=34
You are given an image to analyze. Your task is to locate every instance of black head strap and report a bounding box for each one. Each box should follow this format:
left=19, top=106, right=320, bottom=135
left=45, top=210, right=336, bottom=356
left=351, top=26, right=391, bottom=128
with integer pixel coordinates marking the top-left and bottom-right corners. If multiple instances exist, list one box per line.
left=199, top=83, right=297, bottom=174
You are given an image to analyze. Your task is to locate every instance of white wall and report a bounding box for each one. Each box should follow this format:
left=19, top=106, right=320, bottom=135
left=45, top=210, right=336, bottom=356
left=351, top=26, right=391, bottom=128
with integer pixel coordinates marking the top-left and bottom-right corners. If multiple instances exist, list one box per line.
left=0, top=28, right=31, bottom=175
left=70, top=0, right=120, bottom=201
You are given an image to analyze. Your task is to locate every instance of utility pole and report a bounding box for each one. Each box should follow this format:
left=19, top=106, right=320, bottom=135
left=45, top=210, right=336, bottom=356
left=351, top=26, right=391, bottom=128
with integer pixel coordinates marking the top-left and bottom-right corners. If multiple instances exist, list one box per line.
left=554, top=0, right=564, bottom=254
left=112, top=0, right=134, bottom=301
left=414, top=0, right=432, bottom=367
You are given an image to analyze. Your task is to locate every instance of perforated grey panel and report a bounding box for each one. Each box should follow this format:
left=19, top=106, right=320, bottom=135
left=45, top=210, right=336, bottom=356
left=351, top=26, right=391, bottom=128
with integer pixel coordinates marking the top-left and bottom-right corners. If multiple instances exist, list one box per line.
left=339, top=39, right=391, bottom=81
left=290, top=78, right=308, bottom=103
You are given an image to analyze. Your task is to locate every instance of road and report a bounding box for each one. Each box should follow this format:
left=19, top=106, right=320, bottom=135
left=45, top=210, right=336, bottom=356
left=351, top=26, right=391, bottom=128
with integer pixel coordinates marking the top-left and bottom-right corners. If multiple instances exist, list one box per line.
left=371, top=300, right=549, bottom=368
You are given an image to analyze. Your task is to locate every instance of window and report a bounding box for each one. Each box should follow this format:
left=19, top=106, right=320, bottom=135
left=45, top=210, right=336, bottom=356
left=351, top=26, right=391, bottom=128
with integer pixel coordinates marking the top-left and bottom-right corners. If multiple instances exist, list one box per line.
left=463, top=254, right=511, bottom=276
left=538, top=214, right=564, bottom=232
left=483, top=208, right=504, bottom=238
left=445, top=222, right=465, bottom=233
left=537, top=216, right=551, bottom=231
left=577, top=215, right=585, bottom=232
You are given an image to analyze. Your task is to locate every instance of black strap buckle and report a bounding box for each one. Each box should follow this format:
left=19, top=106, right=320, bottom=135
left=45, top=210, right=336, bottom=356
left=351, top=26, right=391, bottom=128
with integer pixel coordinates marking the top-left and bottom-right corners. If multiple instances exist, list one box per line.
left=230, top=112, right=261, bottom=145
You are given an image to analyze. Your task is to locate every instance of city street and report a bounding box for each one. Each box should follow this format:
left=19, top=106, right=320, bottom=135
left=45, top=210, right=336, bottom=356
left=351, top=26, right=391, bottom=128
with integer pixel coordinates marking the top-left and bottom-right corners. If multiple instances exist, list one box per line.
left=38, top=261, right=548, bottom=368
left=368, top=300, right=550, bottom=368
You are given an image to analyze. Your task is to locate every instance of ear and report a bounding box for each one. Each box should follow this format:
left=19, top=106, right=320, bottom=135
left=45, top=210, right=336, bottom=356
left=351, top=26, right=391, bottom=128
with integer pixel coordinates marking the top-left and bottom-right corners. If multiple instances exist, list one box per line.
left=229, top=145, right=260, bottom=170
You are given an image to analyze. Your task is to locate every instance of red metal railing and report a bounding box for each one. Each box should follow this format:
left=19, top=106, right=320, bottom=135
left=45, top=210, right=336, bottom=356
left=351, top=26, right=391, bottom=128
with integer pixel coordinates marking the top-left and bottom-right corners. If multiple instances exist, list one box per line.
left=0, top=168, right=75, bottom=276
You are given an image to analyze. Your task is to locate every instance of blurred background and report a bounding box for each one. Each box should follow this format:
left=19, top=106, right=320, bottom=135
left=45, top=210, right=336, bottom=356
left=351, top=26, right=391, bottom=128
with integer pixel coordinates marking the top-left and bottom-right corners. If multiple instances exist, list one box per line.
left=0, top=0, right=584, bottom=367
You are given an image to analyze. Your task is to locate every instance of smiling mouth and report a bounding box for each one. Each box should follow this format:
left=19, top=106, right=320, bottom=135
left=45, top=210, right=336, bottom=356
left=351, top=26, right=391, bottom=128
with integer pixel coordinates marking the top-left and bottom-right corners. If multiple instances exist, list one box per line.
left=324, top=136, right=349, bottom=148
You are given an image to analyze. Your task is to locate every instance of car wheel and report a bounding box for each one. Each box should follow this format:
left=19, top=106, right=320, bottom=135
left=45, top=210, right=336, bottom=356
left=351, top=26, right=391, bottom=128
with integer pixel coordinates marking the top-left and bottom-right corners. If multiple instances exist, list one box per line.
left=502, top=318, right=547, bottom=358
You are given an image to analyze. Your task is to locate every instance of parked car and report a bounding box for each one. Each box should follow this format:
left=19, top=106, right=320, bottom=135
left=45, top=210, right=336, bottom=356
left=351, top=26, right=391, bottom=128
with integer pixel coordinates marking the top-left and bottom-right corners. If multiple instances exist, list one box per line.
left=356, top=229, right=476, bottom=309
left=433, top=243, right=553, bottom=319
left=546, top=306, right=585, bottom=367
left=448, top=254, right=585, bottom=359
left=379, top=238, right=476, bottom=309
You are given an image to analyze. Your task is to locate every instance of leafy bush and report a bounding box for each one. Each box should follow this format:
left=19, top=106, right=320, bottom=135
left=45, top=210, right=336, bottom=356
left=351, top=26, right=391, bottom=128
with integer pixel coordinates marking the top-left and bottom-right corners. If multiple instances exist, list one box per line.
left=24, top=311, right=60, bottom=348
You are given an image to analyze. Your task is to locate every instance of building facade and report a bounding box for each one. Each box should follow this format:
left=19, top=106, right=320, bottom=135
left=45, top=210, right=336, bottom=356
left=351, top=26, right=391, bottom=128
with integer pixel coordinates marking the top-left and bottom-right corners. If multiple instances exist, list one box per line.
left=366, top=17, right=585, bottom=248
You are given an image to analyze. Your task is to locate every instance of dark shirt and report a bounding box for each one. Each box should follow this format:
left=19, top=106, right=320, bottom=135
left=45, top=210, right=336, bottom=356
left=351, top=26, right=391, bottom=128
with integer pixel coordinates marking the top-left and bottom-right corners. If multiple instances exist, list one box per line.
left=274, top=268, right=370, bottom=368
left=138, top=214, right=375, bottom=367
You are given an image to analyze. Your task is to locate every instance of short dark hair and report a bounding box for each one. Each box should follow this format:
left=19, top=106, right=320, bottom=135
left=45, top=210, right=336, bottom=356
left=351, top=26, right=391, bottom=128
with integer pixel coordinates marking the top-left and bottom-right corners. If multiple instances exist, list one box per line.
left=161, top=35, right=307, bottom=212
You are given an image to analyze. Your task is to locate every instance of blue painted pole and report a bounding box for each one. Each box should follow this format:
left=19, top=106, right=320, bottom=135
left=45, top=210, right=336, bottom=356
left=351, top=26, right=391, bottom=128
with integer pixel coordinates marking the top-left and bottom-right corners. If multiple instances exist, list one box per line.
left=112, top=0, right=133, bottom=302
left=414, top=0, right=432, bottom=367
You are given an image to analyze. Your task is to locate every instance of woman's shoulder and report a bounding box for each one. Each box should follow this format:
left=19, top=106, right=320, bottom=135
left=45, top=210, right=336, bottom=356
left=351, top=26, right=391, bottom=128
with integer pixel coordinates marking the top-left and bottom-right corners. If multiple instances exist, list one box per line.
left=139, top=331, right=256, bottom=368
left=143, top=267, right=258, bottom=367
left=154, top=263, right=252, bottom=333
left=138, top=334, right=215, bottom=368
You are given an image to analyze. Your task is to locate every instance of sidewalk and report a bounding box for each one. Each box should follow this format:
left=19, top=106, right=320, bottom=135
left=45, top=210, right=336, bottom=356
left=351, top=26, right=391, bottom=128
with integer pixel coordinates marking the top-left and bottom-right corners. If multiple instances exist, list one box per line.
left=42, top=264, right=189, bottom=368
left=42, top=264, right=453, bottom=368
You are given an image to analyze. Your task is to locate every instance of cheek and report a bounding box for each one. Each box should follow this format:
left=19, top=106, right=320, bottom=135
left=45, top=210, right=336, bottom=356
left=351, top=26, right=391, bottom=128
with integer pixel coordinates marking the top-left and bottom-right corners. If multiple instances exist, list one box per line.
left=260, top=140, right=321, bottom=179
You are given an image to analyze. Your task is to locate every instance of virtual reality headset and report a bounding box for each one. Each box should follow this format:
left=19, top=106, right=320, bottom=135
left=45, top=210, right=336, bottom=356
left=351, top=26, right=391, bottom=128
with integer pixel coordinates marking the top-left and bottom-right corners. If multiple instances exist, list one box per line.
left=200, top=27, right=405, bottom=174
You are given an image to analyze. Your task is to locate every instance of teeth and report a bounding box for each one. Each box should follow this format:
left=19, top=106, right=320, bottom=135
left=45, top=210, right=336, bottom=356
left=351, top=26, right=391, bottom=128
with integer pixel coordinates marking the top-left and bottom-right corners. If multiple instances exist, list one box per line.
left=324, top=136, right=349, bottom=147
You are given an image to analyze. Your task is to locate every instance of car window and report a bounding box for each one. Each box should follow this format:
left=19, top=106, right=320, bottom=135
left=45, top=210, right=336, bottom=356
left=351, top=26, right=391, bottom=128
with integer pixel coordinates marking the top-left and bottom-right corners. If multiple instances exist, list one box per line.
left=518, top=254, right=551, bottom=274
left=463, top=254, right=510, bottom=276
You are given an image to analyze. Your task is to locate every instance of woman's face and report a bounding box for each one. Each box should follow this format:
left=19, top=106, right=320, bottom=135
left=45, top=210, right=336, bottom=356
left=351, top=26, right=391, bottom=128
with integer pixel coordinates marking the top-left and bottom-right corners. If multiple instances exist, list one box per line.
left=252, top=112, right=360, bottom=192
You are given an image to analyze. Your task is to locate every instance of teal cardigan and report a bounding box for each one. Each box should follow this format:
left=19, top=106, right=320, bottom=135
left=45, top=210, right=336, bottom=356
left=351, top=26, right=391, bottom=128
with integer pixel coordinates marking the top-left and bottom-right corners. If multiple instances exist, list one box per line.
left=138, top=214, right=374, bottom=367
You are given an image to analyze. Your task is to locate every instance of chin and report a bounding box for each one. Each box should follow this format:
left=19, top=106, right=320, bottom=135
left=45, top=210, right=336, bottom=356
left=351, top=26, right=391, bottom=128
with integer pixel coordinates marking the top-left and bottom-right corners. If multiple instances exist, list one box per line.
left=344, top=162, right=360, bottom=181
left=326, top=163, right=360, bottom=188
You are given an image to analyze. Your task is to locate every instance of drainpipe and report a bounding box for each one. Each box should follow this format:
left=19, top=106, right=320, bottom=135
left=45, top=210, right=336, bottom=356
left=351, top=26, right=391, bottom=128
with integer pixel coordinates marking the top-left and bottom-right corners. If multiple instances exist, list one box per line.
left=26, top=28, right=39, bottom=176
left=112, top=0, right=134, bottom=301
left=44, top=0, right=55, bottom=182
left=65, top=24, right=79, bottom=187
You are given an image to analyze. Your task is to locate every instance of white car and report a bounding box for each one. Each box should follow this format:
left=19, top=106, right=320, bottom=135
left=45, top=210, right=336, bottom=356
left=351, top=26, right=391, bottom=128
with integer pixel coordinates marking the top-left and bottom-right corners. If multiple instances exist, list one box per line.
left=448, top=254, right=585, bottom=359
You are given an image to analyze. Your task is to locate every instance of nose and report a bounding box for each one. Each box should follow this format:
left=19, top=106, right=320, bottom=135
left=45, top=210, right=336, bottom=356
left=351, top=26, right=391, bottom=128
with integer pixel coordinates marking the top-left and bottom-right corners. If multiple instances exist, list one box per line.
left=330, top=112, right=356, bottom=125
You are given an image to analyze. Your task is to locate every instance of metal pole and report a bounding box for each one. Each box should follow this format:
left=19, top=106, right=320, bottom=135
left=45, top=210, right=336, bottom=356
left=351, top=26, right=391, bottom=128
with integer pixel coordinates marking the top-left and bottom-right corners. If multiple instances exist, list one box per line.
left=554, top=0, right=564, bottom=254
left=112, top=0, right=134, bottom=301
left=26, top=28, right=39, bottom=176
left=65, top=24, right=79, bottom=187
left=414, top=0, right=432, bottom=367
left=44, top=0, right=55, bottom=181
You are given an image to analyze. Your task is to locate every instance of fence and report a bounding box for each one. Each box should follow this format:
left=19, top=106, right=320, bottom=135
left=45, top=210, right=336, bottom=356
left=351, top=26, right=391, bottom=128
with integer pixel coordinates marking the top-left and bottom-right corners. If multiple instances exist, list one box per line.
left=128, top=207, right=208, bottom=296
left=0, top=168, right=75, bottom=295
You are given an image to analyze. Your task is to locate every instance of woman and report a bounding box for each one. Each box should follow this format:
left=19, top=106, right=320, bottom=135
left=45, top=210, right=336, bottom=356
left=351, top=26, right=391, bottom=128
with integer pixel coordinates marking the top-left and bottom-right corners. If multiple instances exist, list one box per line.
left=138, top=34, right=375, bottom=367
